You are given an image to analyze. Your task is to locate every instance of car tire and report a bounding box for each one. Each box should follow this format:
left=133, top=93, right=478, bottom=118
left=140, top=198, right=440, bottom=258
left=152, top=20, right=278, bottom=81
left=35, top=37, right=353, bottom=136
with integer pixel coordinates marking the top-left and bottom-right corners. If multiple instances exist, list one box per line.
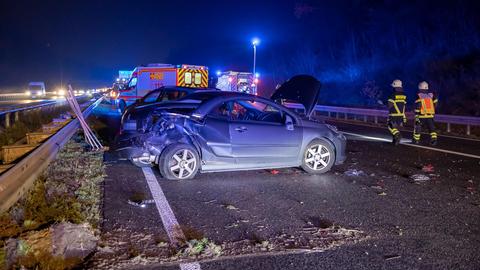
left=301, top=139, right=335, bottom=174
left=159, top=143, right=200, bottom=180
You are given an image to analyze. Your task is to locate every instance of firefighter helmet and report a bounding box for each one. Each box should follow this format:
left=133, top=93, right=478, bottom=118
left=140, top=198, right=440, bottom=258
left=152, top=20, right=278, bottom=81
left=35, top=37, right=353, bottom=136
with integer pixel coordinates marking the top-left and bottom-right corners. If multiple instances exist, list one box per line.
left=418, top=81, right=429, bottom=90
left=391, top=79, right=402, bottom=88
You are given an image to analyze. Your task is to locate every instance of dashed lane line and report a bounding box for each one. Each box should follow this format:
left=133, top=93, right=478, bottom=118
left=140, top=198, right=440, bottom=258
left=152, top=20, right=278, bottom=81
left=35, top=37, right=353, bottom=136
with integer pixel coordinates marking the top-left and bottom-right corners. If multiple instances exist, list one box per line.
left=342, top=131, right=480, bottom=160
left=141, top=167, right=202, bottom=270
left=180, top=262, right=202, bottom=270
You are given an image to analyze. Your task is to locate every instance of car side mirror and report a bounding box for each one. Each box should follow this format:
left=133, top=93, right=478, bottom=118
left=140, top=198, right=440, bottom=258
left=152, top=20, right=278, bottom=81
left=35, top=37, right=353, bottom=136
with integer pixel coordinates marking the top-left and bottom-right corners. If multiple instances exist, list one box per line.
left=285, top=115, right=294, bottom=131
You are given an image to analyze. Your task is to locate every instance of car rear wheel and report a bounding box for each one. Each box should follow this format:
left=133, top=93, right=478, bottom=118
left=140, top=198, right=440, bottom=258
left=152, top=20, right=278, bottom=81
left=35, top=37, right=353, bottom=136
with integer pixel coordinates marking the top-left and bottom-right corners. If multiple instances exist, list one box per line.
left=159, top=144, right=200, bottom=180
left=301, top=139, right=335, bottom=174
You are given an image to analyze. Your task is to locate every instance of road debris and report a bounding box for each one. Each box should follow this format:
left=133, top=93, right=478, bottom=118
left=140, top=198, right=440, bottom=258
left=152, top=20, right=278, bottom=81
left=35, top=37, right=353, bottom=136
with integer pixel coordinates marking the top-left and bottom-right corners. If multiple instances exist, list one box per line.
left=410, top=174, right=430, bottom=182
left=422, top=164, right=435, bottom=173
left=344, top=169, right=366, bottom=177
left=269, top=169, right=280, bottom=175
left=223, top=204, right=239, bottom=210
left=384, top=254, right=402, bottom=260
left=127, top=199, right=155, bottom=208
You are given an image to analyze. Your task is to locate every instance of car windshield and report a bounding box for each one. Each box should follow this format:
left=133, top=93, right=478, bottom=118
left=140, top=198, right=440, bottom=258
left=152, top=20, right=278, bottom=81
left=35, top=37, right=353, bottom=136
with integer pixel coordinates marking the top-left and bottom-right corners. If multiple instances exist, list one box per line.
left=28, top=85, right=42, bottom=90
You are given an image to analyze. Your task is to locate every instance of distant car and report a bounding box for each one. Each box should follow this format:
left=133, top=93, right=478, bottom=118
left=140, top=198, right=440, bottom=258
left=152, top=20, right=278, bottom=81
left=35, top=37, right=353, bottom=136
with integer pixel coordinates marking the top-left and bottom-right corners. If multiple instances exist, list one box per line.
left=116, top=75, right=346, bottom=180
left=120, top=86, right=215, bottom=132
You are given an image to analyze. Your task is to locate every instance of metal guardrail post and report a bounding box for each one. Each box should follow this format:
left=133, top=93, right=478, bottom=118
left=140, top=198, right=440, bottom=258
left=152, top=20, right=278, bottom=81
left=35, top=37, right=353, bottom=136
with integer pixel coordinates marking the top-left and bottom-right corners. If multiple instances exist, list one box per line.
left=447, top=123, right=451, bottom=133
left=467, top=125, right=471, bottom=135
left=374, top=116, right=378, bottom=124
left=363, top=115, right=367, bottom=122
left=5, top=113, right=10, bottom=128
left=14, top=111, right=19, bottom=122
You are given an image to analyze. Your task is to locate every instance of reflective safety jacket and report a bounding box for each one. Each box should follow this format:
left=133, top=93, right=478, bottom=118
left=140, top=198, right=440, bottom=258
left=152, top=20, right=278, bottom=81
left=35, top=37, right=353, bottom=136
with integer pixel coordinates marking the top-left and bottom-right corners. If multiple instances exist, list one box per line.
left=388, top=90, right=407, bottom=118
left=415, top=91, right=438, bottom=118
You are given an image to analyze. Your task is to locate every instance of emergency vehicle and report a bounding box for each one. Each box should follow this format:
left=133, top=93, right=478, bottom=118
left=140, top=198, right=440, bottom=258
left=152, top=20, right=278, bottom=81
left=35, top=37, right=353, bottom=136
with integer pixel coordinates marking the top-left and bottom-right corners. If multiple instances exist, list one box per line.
left=116, top=64, right=209, bottom=109
left=216, top=71, right=257, bottom=95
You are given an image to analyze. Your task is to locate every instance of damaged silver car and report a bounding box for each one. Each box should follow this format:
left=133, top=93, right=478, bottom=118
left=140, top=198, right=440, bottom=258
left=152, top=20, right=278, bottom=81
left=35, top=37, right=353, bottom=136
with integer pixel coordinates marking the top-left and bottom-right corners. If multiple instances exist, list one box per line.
left=116, top=75, right=346, bottom=180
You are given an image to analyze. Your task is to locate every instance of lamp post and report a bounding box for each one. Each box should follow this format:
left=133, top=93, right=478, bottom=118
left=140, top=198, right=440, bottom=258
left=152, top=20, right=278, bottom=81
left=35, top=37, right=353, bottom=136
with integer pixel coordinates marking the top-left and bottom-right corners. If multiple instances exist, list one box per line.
left=252, top=38, right=259, bottom=94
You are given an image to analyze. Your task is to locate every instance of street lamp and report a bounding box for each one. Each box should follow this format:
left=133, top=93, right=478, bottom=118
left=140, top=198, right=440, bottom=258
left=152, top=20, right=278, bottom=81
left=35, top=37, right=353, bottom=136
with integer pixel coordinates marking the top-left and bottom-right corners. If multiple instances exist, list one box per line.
left=251, top=38, right=260, bottom=94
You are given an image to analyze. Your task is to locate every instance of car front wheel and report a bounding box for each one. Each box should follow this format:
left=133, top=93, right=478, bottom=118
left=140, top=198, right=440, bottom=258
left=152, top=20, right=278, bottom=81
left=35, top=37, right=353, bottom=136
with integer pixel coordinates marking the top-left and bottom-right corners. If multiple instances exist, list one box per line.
left=159, top=144, right=200, bottom=180
left=301, top=139, right=335, bottom=174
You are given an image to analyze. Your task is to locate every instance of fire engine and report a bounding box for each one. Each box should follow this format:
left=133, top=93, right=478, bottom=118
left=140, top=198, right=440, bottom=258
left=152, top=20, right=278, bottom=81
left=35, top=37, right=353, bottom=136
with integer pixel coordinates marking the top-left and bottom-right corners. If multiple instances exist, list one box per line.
left=116, top=63, right=209, bottom=110
left=216, top=71, right=258, bottom=95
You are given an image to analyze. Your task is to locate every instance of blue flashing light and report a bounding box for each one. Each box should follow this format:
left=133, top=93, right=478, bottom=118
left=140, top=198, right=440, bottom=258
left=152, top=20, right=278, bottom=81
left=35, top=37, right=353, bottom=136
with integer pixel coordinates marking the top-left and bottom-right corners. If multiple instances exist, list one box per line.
left=216, top=70, right=221, bottom=76
left=255, top=72, right=260, bottom=78
left=252, top=38, right=260, bottom=46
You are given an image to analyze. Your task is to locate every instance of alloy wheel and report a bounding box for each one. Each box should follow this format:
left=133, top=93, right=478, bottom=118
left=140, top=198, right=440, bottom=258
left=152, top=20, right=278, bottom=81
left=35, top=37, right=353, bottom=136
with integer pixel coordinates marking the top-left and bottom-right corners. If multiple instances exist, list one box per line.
left=304, top=144, right=331, bottom=171
left=169, top=149, right=197, bottom=179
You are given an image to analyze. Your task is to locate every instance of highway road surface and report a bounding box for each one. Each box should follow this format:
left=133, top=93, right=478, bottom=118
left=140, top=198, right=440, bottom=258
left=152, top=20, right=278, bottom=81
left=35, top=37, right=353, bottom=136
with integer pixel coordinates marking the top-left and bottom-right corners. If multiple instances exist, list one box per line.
left=90, top=107, right=480, bottom=270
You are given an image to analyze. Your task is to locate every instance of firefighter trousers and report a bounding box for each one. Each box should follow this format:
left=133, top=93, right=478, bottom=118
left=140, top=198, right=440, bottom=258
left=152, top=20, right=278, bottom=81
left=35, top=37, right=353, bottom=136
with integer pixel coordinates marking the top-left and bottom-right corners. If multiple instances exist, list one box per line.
left=413, top=118, right=437, bottom=141
left=387, top=117, right=403, bottom=137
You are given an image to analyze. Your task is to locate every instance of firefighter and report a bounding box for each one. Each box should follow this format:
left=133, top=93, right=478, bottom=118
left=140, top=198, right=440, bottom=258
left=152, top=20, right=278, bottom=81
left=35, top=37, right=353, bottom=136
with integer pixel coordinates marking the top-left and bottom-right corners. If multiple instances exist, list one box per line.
left=387, top=79, right=407, bottom=145
left=413, top=81, right=438, bottom=145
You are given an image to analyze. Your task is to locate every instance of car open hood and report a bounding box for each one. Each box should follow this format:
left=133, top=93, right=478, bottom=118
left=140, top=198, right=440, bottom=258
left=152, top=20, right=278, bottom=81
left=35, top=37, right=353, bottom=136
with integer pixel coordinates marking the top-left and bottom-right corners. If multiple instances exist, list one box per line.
left=270, top=75, right=321, bottom=116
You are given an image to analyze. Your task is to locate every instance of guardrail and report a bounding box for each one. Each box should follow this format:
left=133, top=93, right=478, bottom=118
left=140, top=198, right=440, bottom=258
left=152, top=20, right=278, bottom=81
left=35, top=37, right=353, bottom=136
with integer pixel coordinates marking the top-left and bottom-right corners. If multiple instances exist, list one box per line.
left=0, top=97, right=103, bottom=212
left=0, top=100, right=67, bottom=128
left=0, top=93, right=28, bottom=101
left=284, top=103, right=480, bottom=136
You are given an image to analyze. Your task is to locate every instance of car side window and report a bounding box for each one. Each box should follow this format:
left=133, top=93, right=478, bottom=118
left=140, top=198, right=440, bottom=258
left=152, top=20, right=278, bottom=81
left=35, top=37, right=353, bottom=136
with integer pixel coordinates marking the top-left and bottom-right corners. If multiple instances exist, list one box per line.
left=208, top=102, right=231, bottom=120
left=236, top=100, right=284, bottom=124
left=158, top=90, right=187, bottom=102
left=143, top=91, right=161, bottom=103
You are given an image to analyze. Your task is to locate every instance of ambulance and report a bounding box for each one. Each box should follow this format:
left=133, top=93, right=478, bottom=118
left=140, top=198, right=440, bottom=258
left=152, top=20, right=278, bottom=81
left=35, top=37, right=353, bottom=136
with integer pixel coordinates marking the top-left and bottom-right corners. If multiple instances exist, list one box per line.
left=117, top=63, right=209, bottom=110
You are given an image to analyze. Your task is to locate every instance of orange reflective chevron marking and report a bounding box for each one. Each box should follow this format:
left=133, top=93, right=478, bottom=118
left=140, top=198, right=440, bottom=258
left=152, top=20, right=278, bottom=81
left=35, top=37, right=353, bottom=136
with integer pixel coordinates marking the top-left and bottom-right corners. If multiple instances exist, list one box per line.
left=176, top=68, right=209, bottom=88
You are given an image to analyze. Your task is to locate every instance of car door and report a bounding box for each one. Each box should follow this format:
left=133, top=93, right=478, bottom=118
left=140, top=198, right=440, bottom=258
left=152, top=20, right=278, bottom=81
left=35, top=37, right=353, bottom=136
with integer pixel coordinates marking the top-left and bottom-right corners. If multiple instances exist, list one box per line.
left=228, top=99, right=302, bottom=166
left=197, top=102, right=233, bottom=158
left=196, top=104, right=236, bottom=171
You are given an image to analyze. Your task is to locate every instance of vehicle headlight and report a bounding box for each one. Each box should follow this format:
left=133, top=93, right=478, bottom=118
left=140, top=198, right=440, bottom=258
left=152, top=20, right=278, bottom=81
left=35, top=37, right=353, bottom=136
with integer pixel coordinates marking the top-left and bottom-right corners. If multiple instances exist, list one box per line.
left=37, top=90, right=43, bottom=95
left=25, top=91, right=31, bottom=96
left=58, top=89, right=65, bottom=96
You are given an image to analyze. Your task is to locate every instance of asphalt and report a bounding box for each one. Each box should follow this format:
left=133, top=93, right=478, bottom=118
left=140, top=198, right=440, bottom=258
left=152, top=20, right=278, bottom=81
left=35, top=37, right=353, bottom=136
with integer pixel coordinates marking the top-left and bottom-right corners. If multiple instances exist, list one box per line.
left=90, top=108, right=480, bottom=270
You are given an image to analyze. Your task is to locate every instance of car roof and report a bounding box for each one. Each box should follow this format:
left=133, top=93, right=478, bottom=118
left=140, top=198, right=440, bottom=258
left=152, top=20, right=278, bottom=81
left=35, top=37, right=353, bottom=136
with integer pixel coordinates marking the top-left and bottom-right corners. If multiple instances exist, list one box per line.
left=153, top=86, right=218, bottom=92
left=151, top=90, right=300, bottom=121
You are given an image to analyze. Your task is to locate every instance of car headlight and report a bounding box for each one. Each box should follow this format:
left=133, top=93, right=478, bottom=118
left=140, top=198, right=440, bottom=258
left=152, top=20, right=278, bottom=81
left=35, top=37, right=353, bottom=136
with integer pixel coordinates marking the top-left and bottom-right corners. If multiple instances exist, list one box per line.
left=25, top=91, right=31, bottom=96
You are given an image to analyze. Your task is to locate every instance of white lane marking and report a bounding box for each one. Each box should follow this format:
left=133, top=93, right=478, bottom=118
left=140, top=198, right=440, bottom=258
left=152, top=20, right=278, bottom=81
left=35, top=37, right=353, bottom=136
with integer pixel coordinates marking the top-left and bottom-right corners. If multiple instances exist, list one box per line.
left=326, top=119, right=480, bottom=142
left=142, top=167, right=185, bottom=244
left=180, top=262, right=202, bottom=270
left=141, top=167, right=202, bottom=270
left=342, top=131, right=480, bottom=160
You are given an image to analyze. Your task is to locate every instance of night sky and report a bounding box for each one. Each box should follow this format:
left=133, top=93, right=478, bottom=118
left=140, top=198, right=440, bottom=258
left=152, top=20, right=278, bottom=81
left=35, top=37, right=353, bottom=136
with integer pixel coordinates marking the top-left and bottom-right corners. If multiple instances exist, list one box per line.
left=1, top=0, right=480, bottom=109
left=0, top=0, right=298, bottom=91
